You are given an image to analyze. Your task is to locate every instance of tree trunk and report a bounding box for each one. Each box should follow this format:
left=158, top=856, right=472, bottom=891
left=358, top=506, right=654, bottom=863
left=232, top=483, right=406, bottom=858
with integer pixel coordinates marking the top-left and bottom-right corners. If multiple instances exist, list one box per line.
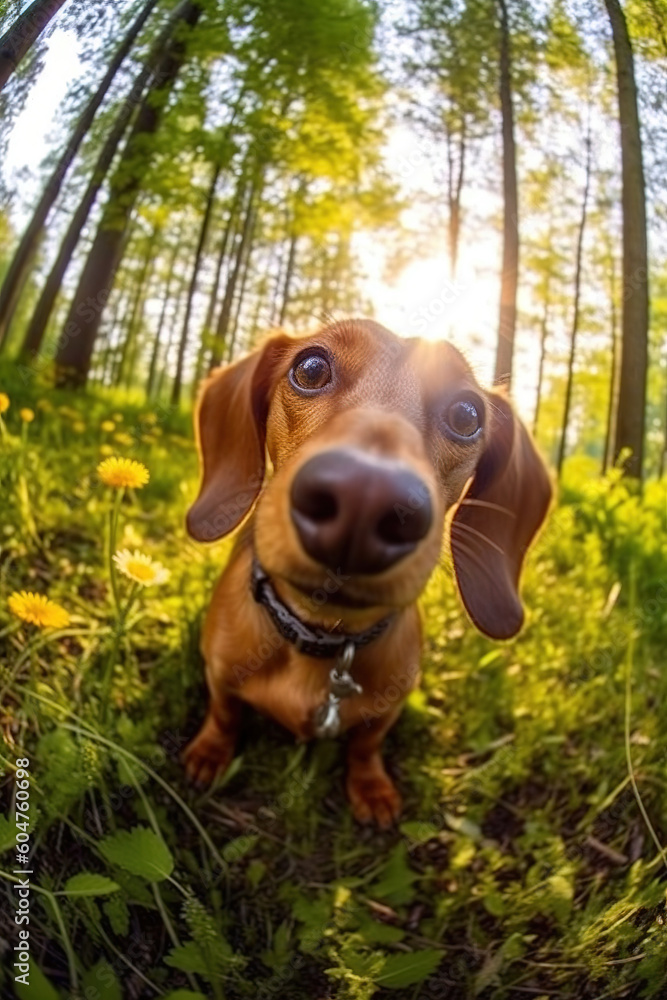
left=556, top=127, right=592, bottom=478
left=171, top=161, right=221, bottom=405
left=0, top=0, right=159, bottom=347
left=278, top=230, right=298, bottom=326
left=54, top=0, right=202, bottom=388
left=660, top=387, right=667, bottom=479
left=209, top=177, right=258, bottom=370
left=248, top=277, right=266, bottom=346
left=19, top=3, right=184, bottom=364
left=270, top=228, right=289, bottom=325
left=602, top=254, right=619, bottom=474
left=532, top=295, right=550, bottom=437
left=604, top=0, right=649, bottom=479
left=191, top=174, right=246, bottom=388
left=445, top=120, right=466, bottom=280
left=116, top=228, right=158, bottom=387
left=147, top=221, right=185, bottom=398
left=156, top=269, right=189, bottom=399
left=100, top=289, right=128, bottom=386
left=532, top=213, right=556, bottom=436
left=226, top=212, right=257, bottom=363
left=493, top=0, right=519, bottom=389
left=0, top=0, right=68, bottom=92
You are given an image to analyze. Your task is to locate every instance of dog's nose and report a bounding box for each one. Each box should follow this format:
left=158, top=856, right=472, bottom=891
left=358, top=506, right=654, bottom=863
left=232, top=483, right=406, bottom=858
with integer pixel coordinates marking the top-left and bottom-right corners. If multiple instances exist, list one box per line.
left=290, top=449, right=433, bottom=575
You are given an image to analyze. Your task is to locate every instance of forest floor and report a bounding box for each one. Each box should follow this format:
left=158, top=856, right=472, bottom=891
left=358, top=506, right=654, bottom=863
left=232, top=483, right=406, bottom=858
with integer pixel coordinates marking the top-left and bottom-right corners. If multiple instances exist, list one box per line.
left=0, top=366, right=666, bottom=1000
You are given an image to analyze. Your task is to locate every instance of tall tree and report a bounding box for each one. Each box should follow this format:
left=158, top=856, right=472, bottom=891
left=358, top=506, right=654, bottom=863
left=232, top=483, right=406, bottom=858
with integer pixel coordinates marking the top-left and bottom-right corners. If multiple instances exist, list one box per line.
left=0, top=0, right=68, bottom=92
left=604, top=0, right=649, bottom=478
left=602, top=254, right=619, bottom=474
left=146, top=218, right=185, bottom=398
left=54, top=0, right=203, bottom=387
left=556, top=124, right=592, bottom=477
left=493, top=0, right=519, bottom=388
left=399, top=0, right=495, bottom=279
left=0, top=0, right=160, bottom=346
left=209, top=175, right=260, bottom=371
left=18, top=1, right=185, bottom=362
left=171, top=159, right=221, bottom=405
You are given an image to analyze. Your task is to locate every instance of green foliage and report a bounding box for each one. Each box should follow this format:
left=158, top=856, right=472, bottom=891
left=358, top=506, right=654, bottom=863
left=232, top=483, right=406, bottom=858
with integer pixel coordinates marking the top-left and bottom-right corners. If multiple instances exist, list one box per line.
left=61, top=872, right=121, bottom=897
left=14, top=963, right=60, bottom=1000
left=99, top=826, right=175, bottom=881
left=1, top=376, right=667, bottom=999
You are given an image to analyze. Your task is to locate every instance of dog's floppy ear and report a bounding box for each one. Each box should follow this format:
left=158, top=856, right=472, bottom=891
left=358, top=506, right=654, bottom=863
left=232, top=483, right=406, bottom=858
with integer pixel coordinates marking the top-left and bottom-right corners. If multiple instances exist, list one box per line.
left=187, top=334, right=291, bottom=542
left=450, top=394, right=552, bottom=640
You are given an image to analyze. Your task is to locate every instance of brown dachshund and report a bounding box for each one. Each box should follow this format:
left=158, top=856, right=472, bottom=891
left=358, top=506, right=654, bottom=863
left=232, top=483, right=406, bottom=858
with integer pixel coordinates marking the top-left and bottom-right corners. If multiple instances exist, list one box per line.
left=183, top=319, right=551, bottom=827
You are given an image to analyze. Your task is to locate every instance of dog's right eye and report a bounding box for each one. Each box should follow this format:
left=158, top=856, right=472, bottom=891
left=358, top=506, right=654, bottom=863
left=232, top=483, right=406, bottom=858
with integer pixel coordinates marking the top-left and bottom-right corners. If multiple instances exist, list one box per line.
left=443, top=395, right=484, bottom=442
left=290, top=353, right=332, bottom=392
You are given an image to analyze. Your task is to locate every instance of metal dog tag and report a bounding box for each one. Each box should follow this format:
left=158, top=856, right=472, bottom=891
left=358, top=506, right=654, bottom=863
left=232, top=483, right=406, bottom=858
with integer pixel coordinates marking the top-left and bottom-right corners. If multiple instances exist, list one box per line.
left=314, top=698, right=342, bottom=739
left=313, top=641, right=361, bottom=739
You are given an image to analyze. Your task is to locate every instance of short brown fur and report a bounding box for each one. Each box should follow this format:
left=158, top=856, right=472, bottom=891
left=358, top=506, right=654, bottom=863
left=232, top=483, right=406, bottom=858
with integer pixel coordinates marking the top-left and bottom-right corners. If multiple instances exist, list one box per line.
left=183, top=319, right=551, bottom=827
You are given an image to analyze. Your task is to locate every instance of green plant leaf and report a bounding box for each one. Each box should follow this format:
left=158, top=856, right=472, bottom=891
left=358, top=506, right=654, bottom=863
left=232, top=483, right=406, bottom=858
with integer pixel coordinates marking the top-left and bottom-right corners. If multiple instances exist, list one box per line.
left=61, top=872, right=120, bottom=897
left=399, top=820, right=440, bottom=844
left=356, top=913, right=405, bottom=945
left=0, top=814, right=16, bottom=854
left=163, top=993, right=209, bottom=1000
left=14, top=962, right=60, bottom=1000
left=103, top=894, right=130, bottom=936
left=375, top=949, right=443, bottom=988
left=443, top=812, right=482, bottom=841
left=164, top=941, right=208, bottom=975
left=370, top=843, right=417, bottom=905
left=222, top=833, right=259, bottom=862
left=99, top=826, right=174, bottom=881
left=81, top=961, right=122, bottom=1000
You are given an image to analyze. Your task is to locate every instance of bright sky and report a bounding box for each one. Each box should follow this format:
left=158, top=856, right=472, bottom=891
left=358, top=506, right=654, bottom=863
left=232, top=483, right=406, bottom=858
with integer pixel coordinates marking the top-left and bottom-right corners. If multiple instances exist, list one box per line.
left=3, top=30, right=81, bottom=202
left=2, top=24, right=539, bottom=420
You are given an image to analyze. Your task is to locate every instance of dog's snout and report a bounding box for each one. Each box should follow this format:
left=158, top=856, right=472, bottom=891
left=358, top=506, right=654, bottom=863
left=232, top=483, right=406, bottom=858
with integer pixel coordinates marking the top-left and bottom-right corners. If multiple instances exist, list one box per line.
left=290, top=449, right=433, bottom=575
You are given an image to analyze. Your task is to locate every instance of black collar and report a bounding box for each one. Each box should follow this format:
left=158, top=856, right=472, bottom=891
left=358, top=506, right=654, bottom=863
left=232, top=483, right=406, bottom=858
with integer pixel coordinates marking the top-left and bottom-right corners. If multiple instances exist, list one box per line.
left=250, top=559, right=393, bottom=659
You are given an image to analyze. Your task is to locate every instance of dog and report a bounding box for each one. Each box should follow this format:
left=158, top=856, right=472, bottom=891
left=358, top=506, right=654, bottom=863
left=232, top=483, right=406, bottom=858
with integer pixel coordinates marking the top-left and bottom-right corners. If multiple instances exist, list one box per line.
left=183, top=319, right=551, bottom=827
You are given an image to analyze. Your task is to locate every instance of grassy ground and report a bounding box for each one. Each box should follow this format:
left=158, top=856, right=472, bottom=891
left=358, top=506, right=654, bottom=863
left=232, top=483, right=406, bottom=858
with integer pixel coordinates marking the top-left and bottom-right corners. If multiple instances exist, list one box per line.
left=1, top=369, right=666, bottom=999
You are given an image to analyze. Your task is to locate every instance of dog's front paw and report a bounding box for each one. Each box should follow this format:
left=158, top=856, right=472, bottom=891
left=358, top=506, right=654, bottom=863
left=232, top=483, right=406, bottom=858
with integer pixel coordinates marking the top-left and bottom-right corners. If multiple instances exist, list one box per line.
left=183, top=725, right=235, bottom=790
left=346, top=765, right=402, bottom=829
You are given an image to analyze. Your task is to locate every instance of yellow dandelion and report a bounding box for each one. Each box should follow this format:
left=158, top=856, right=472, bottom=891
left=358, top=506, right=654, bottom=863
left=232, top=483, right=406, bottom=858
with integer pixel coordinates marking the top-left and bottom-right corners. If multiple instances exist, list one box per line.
left=36, top=399, right=53, bottom=412
left=113, top=549, right=169, bottom=587
left=143, top=413, right=158, bottom=425
left=20, top=408, right=35, bottom=423
left=0, top=393, right=10, bottom=414
left=8, top=591, right=71, bottom=629
left=72, top=421, right=86, bottom=434
left=113, top=432, right=134, bottom=447
left=97, top=457, right=149, bottom=490
left=112, top=413, right=124, bottom=423
left=101, top=420, right=115, bottom=433
left=100, top=444, right=113, bottom=457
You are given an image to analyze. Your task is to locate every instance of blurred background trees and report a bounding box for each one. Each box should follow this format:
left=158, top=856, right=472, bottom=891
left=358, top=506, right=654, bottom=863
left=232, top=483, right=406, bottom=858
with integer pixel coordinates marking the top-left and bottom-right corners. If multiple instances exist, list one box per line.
left=0, top=0, right=665, bottom=479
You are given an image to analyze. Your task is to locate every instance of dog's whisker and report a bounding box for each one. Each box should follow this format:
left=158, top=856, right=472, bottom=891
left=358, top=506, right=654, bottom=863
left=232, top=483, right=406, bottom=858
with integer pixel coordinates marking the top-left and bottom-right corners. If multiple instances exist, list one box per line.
left=458, top=498, right=516, bottom=518
left=443, top=539, right=489, bottom=574
left=451, top=520, right=506, bottom=557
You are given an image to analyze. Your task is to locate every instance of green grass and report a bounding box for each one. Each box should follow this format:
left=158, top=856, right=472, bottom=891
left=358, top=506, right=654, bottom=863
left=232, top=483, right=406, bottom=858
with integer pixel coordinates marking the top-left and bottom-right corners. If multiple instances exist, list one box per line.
left=1, top=370, right=666, bottom=999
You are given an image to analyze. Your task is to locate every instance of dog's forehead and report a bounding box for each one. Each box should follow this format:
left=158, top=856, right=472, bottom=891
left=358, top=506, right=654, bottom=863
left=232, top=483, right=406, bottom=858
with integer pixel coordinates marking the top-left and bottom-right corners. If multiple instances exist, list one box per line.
left=311, top=319, right=476, bottom=398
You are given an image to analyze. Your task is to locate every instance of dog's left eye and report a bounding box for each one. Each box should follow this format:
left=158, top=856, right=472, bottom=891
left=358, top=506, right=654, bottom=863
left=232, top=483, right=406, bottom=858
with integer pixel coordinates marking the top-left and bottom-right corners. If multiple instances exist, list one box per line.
left=290, top=353, right=332, bottom=392
left=444, top=397, right=483, bottom=440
